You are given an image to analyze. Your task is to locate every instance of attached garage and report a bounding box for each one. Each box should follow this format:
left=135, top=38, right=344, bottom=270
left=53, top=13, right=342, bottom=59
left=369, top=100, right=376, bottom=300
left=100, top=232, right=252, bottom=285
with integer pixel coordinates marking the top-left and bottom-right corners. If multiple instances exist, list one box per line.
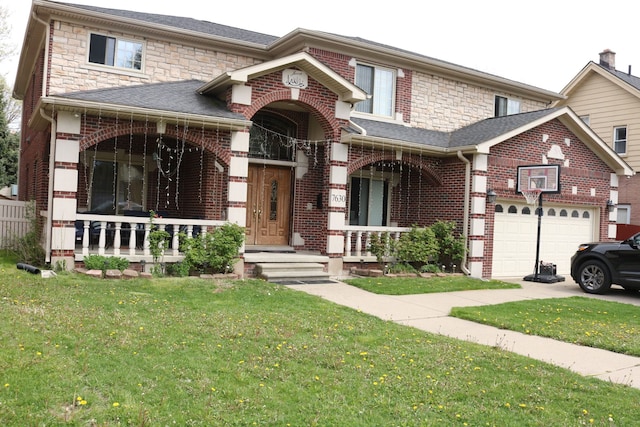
left=492, top=202, right=598, bottom=277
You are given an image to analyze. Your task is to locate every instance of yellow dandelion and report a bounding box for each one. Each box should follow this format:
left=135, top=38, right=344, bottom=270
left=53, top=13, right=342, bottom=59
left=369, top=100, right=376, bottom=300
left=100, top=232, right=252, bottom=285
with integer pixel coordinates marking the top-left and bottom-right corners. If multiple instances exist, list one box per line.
left=112, top=402, right=120, bottom=407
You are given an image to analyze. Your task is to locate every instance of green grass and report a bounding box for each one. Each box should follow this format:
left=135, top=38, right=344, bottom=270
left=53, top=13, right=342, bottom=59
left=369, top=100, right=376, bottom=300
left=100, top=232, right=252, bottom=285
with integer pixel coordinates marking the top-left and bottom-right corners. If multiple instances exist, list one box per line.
left=344, top=275, right=520, bottom=295
left=1, top=253, right=640, bottom=425
left=451, top=296, right=640, bottom=357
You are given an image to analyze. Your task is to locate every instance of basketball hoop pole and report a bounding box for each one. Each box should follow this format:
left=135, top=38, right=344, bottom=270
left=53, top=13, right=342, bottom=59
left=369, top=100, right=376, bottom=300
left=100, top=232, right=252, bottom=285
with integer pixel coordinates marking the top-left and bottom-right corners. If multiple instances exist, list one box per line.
left=532, top=193, right=543, bottom=280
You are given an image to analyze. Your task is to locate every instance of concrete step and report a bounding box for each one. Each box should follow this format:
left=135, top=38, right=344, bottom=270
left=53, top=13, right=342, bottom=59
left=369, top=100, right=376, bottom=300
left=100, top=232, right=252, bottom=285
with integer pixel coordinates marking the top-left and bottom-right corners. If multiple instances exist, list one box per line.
left=256, top=262, right=330, bottom=282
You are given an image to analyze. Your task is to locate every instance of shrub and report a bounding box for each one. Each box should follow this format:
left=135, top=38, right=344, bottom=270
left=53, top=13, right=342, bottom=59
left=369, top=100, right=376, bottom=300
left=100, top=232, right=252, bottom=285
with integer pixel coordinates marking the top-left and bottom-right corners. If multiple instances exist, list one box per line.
left=430, top=220, right=465, bottom=270
left=10, top=201, right=46, bottom=267
left=83, top=254, right=129, bottom=271
left=396, top=225, right=438, bottom=267
left=178, top=223, right=244, bottom=274
left=367, top=232, right=394, bottom=269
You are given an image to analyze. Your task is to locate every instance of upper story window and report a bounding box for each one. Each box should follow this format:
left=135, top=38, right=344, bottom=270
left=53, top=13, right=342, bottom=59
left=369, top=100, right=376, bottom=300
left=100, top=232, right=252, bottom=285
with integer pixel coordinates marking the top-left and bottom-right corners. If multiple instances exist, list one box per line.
left=494, top=95, right=520, bottom=117
left=614, top=126, right=627, bottom=154
left=355, top=64, right=395, bottom=117
left=89, top=33, right=143, bottom=70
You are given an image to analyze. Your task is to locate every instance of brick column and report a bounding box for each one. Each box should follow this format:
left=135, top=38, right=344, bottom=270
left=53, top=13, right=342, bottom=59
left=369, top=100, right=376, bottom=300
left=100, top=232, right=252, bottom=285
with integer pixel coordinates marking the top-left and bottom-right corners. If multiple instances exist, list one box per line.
left=325, top=141, right=348, bottom=275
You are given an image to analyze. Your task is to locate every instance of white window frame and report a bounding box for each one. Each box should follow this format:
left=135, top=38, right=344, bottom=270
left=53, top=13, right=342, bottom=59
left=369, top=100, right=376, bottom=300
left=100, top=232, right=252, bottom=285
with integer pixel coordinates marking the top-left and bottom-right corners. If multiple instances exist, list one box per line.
left=88, top=32, right=144, bottom=72
left=494, top=95, right=521, bottom=117
left=616, top=204, right=630, bottom=224
left=613, top=126, right=627, bottom=155
left=354, top=63, right=396, bottom=118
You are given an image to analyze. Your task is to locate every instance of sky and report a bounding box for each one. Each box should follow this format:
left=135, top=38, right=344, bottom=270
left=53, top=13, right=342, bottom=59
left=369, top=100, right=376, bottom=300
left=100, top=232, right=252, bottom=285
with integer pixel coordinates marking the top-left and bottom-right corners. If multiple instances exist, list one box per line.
left=2, top=0, right=640, bottom=94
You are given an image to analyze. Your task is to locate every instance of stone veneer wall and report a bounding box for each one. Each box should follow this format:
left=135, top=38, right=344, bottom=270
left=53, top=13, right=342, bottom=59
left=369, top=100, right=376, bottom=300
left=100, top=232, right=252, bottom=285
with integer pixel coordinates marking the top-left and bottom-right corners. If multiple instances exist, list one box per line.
left=410, top=72, right=549, bottom=132
left=48, top=21, right=264, bottom=94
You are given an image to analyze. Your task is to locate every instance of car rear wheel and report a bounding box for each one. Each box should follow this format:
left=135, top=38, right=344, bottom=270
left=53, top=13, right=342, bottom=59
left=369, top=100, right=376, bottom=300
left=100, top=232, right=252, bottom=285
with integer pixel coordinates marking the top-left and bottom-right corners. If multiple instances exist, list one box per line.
left=577, top=260, right=611, bottom=294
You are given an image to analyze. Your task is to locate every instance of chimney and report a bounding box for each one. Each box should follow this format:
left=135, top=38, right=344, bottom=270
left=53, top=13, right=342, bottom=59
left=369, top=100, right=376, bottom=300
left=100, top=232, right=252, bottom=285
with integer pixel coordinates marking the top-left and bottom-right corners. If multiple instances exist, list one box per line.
left=599, top=49, right=616, bottom=70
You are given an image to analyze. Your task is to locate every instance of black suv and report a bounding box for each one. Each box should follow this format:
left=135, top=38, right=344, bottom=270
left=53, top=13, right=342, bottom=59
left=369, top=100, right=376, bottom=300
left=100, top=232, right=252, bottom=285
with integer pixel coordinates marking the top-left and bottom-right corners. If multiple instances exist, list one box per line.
left=570, top=233, right=640, bottom=294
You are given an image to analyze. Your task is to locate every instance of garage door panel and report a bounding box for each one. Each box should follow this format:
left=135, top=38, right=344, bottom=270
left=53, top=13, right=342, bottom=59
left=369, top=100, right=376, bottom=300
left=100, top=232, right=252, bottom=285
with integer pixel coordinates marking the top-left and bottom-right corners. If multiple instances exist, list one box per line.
left=493, top=204, right=595, bottom=277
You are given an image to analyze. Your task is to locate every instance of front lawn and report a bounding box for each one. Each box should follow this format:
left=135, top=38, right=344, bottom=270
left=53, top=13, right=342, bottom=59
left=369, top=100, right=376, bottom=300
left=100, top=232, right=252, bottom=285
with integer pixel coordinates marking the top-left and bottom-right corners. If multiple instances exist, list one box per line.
left=451, top=296, right=640, bottom=357
left=344, top=275, right=520, bottom=295
left=1, top=253, right=639, bottom=425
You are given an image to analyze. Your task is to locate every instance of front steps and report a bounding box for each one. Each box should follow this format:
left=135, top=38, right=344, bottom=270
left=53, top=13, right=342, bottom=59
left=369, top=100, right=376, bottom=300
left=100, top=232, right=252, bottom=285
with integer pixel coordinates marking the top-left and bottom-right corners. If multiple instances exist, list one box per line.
left=245, top=251, right=335, bottom=284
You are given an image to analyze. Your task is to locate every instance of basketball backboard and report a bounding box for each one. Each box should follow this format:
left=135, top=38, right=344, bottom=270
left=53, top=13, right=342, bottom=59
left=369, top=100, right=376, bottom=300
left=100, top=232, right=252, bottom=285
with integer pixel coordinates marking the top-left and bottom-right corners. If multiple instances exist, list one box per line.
left=516, top=164, right=560, bottom=194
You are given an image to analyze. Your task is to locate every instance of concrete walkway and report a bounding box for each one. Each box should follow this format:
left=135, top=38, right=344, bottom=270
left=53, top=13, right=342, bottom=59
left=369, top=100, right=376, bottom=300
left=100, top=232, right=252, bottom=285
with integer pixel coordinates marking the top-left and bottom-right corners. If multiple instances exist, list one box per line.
left=286, top=278, right=640, bottom=389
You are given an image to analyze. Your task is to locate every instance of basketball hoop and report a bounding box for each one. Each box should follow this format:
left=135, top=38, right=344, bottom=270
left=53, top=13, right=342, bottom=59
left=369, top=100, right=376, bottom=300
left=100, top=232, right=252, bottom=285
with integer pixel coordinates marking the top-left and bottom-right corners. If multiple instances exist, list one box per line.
left=522, top=189, right=542, bottom=205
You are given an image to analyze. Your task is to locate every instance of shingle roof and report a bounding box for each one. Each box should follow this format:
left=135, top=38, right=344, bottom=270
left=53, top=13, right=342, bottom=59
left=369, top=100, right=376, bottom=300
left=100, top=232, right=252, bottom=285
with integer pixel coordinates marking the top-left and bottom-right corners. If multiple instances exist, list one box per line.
left=350, top=117, right=450, bottom=147
left=58, top=2, right=278, bottom=46
left=449, top=108, right=562, bottom=147
left=59, top=80, right=245, bottom=120
left=601, top=65, right=640, bottom=91
left=352, top=109, right=562, bottom=150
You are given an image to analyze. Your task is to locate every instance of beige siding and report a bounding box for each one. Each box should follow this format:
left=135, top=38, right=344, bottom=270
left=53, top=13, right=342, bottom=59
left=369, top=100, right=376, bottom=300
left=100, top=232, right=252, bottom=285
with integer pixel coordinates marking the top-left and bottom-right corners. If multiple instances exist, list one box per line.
left=561, top=73, right=640, bottom=170
left=48, top=21, right=263, bottom=94
left=410, top=72, right=547, bottom=132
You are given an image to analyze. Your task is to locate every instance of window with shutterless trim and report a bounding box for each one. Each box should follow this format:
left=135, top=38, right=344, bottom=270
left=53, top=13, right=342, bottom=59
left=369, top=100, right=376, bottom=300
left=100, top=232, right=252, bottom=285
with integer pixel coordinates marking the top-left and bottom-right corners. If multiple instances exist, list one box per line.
left=354, top=63, right=395, bottom=117
left=613, top=126, right=627, bottom=155
left=88, top=33, right=143, bottom=71
left=494, top=95, right=520, bottom=117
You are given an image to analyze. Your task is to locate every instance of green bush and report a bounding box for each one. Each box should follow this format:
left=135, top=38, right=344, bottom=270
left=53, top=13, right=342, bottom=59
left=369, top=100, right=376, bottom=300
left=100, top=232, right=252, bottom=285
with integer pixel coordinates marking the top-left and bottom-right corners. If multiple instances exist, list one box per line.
left=83, top=254, right=129, bottom=271
left=10, top=201, right=46, bottom=267
left=367, top=232, right=394, bottom=269
left=430, top=220, right=465, bottom=269
left=396, top=225, right=438, bottom=266
left=178, top=223, right=244, bottom=274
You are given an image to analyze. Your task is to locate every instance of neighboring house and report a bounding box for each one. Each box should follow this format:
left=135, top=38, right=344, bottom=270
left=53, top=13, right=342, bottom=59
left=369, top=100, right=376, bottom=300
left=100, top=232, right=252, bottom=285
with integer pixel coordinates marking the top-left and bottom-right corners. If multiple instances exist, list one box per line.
left=554, top=49, right=640, bottom=227
left=12, top=1, right=632, bottom=278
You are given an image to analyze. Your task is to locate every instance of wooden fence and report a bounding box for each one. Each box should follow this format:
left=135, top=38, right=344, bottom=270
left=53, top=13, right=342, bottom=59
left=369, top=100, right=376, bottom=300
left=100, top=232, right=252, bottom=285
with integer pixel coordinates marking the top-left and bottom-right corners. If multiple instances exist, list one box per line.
left=0, top=199, right=29, bottom=249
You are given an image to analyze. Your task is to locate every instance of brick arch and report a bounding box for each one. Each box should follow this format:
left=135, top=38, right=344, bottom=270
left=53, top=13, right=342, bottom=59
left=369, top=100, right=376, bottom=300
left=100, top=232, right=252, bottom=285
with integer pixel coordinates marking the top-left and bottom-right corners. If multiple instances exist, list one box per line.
left=241, top=89, right=344, bottom=140
left=78, top=120, right=231, bottom=166
left=348, top=151, right=443, bottom=186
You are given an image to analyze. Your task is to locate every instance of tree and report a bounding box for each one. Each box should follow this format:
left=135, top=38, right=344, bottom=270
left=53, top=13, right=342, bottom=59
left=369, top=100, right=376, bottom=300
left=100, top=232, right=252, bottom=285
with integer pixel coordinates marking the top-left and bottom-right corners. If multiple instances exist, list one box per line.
left=0, top=5, right=20, bottom=187
left=0, top=75, right=18, bottom=187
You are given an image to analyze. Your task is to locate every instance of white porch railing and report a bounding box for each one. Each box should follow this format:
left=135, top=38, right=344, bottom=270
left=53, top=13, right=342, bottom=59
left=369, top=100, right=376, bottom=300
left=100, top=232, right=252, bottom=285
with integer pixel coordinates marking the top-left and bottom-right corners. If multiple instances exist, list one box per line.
left=342, top=225, right=411, bottom=261
left=75, top=213, right=226, bottom=261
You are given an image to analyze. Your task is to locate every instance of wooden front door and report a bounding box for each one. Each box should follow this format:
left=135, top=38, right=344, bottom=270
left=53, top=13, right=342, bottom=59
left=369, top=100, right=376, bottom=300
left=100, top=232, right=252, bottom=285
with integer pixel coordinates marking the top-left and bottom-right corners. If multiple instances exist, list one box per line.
left=246, top=165, right=292, bottom=245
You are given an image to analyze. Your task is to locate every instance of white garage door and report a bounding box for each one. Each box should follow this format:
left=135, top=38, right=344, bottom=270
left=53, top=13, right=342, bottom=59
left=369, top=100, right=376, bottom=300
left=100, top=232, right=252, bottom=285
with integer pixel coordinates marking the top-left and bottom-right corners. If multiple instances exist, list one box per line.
left=492, top=202, right=597, bottom=278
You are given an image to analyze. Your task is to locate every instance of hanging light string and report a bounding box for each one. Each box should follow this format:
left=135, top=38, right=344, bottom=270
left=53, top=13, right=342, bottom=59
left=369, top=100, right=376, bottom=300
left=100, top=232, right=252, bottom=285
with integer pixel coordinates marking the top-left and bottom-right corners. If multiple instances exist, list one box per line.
left=199, top=119, right=205, bottom=204
left=112, top=111, right=119, bottom=213
left=142, top=115, right=148, bottom=207
left=174, top=118, right=188, bottom=209
left=250, top=123, right=338, bottom=167
left=82, top=108, right=89, bottom=200
left=127, top=112, right=134, bottom=205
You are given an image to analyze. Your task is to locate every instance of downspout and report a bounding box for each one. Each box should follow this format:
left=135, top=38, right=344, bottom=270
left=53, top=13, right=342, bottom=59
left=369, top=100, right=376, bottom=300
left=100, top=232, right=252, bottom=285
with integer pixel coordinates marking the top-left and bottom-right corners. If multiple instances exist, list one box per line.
left=40, top=108, right=56, bottom=264
left=33, top=10, right=54, bottom=263
left=456, top=151, right=471, bottom=275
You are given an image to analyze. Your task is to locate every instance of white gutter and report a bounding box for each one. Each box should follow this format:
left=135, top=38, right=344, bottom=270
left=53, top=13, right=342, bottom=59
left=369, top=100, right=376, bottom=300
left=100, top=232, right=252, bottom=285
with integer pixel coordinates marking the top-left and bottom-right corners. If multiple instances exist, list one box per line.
left=39, top=108, right=56, bottom=264
left=456, top=151, right=471, bottom=276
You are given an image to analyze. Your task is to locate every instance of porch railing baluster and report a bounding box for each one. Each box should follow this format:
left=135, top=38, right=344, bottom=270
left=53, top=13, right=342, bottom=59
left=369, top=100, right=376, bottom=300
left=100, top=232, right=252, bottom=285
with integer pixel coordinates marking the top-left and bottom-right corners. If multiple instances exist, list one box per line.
left=113, top=222, right=122, bottom=256
left=129, top=223, right=137, bottom=256
left=143, top=223, right=151, bottom=256
left=98, top=221, right=107, bottom=255
left=345, top=230, right=352, bottom=256
left=171, top=223, right=180, bottom=256
left=82, top=220, right=90, bottom=256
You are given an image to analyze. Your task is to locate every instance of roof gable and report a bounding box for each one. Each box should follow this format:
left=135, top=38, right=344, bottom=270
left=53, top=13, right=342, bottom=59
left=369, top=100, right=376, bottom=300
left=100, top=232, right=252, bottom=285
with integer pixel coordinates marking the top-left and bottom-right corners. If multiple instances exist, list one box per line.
left=558, top=62, right=640, bottom=102
left=198, top=52, right=368, bottom=104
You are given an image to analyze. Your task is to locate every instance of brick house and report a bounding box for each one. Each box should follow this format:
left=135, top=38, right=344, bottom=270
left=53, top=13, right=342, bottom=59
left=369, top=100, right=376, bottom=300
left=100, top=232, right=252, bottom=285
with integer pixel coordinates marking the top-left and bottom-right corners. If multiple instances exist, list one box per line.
left=13, top=1, right=632, bottom=278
